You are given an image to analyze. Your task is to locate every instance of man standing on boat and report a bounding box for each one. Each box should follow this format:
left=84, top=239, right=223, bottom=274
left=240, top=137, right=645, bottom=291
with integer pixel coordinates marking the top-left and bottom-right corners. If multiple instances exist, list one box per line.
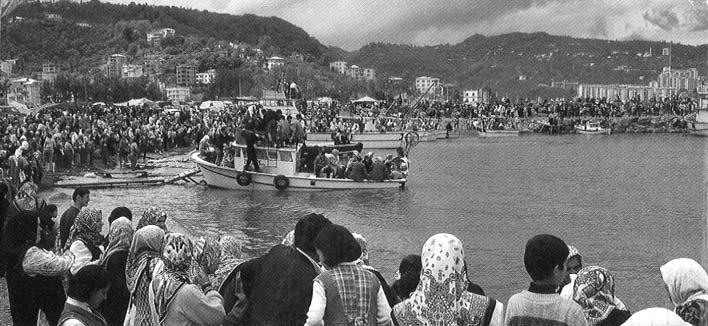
left=242, top=122, right=262, bottom=172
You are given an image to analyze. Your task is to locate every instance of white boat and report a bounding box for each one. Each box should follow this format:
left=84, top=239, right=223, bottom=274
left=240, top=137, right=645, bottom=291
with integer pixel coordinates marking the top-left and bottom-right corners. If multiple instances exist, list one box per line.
left=688, top=91, right=708, bottom=136
left=305, top=131, right=405, bottom=152
left=191, top=145, right=407, bottom=191
left=477, top=129, right=519, bottom=137
left=574, top=122, right=611, bottom=135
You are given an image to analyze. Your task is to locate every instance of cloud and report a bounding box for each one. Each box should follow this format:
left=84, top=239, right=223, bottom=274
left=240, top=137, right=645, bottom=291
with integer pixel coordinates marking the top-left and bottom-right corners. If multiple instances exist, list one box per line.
left=104, top=0, right=708, bottom=49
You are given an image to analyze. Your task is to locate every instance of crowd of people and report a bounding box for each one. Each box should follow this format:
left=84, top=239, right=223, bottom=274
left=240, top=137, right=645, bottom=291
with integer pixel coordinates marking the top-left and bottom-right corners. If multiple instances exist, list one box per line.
left=0, top=181, right=706, bottom=326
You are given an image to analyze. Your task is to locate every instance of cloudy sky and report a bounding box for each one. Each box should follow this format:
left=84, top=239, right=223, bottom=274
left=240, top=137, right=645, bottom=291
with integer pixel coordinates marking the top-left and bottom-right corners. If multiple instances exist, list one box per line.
left=105, top=0, right=708, bottom=50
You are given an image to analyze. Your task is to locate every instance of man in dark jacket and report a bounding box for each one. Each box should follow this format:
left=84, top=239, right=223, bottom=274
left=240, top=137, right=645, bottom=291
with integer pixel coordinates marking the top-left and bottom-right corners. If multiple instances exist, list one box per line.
left=224, top=213, right=331, bottom=326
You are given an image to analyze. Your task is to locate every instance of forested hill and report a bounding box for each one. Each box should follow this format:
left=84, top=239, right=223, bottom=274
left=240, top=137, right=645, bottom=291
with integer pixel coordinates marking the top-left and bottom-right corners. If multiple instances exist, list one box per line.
left=348, top=33, right=708, bottom=95
left=7, top=0, right=327, bottom=60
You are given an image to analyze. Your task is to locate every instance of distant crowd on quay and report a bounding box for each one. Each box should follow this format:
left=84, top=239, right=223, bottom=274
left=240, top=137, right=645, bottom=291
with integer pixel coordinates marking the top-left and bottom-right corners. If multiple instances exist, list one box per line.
left=0, top=184, right=704, bottom=326
left=0, top=93, right=700, bottom=188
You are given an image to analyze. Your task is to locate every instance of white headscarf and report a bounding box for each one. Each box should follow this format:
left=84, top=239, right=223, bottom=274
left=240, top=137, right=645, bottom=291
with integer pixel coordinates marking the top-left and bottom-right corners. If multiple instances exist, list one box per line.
left=621, top=307, right=691, bottom=326
left=660, top=258, right=708, bottom=306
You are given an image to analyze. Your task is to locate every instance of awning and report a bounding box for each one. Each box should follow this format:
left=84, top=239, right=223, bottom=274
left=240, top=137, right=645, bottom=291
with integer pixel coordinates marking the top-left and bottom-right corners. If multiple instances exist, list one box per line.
left=352, top=96, right=379, bottom=103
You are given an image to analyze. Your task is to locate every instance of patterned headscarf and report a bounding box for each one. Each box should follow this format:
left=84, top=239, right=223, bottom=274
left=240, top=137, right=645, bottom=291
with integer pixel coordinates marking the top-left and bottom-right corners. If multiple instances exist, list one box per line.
left=568, top=245, right=581, bottom=260
left=14, top=182, right=42, bottom=211
left=125, top=225, right=165, bottom=294
left=220, top=235, right=242, bottom=260
left=152, top=233, right=193, bottom=322
left=100, top=217, right=134, bottom=265
left=661, top=258, right=708, bottom=307
left=137, top=207, right=168, bottom=231
left=572, top=266, right=627, bottom=325
left=393, top=233, right=495, bottom=325
left=191, top=236, right=222, bottom=278
left=67, top=208, right=104, bottom=249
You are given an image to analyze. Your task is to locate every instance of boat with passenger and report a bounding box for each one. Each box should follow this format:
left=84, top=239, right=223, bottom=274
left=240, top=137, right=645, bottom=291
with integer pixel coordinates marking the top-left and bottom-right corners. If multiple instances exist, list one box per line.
left=472, top=116, right=519, bottom=137
left=688, top=88, right=708, bottom=136
left=192, top=143, right=408, bottom=191
left=574, top=121, right=611, bottom=135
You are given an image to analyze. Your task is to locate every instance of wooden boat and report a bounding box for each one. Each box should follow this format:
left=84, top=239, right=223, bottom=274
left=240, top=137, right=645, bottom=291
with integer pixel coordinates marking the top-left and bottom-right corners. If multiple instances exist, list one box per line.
left=477, top=129, right=519, bottom=137
left=688, top=91, right=708, bottom=136
left=192, top=144, right=407, bottom=191
left=574, top=122, right=611, bottom=135
left=472, top=117, right=519, bottom=137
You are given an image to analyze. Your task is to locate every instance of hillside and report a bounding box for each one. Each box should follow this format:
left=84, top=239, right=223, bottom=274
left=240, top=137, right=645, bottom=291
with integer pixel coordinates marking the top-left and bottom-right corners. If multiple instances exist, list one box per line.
left=348, top=32, right=708, bottom=97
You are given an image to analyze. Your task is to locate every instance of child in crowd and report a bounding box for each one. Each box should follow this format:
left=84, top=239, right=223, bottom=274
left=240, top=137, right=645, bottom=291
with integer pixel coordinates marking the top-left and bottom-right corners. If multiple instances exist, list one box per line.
left=504, top=234, right=588, bottom=326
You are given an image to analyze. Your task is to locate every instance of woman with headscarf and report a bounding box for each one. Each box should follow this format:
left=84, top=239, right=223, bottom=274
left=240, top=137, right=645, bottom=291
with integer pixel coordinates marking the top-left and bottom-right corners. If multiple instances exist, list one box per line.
left=622, top=308, right=691, bottom=326
left=189, top=236, right=222, bottom=285
left=149, top=233, right=225, bottom=326
left=98, top=217, right=134, bottom=326
left=124, top=225, right=165, bottom=326
left=136, top=207, right=168, bottom=231
left=353, top=232, right=398, bottom=308
left=560, top=245, right=583, bottom=297
left=571, top=266, right=630, bottom=326
left=392, top=233, right=504, bottom=326
left=213, top=235, right=242, bottom=289
left=67, top=208, right=105, bottom=275
left=6, top=181, right=46, bottom=218
left=391, top=255, right=422, bottom=302
left=661, top=258, right=708, bottom=326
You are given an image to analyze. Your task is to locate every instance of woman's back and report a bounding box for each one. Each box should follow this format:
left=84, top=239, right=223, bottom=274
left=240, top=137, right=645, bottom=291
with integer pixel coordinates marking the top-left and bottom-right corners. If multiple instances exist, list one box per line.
left=317, top=263, right=380, bottom=325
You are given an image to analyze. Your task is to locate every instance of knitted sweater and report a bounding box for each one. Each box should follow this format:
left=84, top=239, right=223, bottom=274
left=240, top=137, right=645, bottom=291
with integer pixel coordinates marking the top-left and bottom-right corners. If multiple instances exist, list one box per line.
left=505, top=290, right=588, bottom=326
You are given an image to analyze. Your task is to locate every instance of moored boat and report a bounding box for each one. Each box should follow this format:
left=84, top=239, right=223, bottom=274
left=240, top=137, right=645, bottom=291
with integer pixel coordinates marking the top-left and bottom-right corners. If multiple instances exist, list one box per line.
left=192, top=144, right=407, bottom=191
left=688, top=90, right=708, bottom=136
left=477, top=129, right=520, bottom=137
left=574, top=121, right=611, bottom=135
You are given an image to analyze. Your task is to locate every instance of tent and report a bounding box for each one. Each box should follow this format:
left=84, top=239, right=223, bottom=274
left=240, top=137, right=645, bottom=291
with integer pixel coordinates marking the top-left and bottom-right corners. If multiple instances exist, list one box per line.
left=352, top=96, right=379, bottom=103
left=199, top=100, right=226, bottom=111
left=128, top=98, right=156, bottom=106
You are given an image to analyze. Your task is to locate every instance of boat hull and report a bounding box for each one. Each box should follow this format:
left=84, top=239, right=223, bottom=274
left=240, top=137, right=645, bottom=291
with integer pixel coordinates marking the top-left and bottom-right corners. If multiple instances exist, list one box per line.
left=477, top=130, right=519, bottom=137
left=192, top=153, right=406, bottom=191
left=574, top=127, right=611, bottom=135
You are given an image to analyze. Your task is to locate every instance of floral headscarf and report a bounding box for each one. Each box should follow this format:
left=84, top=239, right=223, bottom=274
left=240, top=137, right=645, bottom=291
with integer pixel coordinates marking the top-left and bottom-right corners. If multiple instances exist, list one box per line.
left=14, top=182, right=42, bottom=211
left=152, top=233, right=193, bottom=323
left=191, top=236, right=222, bottom=276
left=137, top=207, right=168, bottom=231
left=568, top=245, right=581, bottom=260
left=67, top=208, right=104, bottom=249
left=393, top=233, right=495, bottom=325
left=220, top=235, right=241, bottom=260
left=100, top=217, right=134, bottom=265
left=572, top=266, right=627, bottom=325
left=125, top=225, right=165, bottom=294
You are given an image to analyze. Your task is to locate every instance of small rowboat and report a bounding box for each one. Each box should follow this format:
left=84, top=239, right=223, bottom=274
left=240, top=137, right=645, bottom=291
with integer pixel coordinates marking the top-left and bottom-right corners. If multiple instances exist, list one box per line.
left=574, top=122, right=611, bottom=135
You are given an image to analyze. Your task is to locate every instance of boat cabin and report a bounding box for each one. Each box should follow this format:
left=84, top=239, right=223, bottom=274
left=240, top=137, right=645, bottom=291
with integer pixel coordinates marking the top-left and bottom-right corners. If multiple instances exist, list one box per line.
left=227, top=143, right=363, bottom=176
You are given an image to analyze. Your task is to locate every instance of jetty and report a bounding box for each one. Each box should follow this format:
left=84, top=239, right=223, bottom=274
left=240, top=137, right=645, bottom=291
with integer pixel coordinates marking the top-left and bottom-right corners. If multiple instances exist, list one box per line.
left=53, top=169, right=201, bottom=189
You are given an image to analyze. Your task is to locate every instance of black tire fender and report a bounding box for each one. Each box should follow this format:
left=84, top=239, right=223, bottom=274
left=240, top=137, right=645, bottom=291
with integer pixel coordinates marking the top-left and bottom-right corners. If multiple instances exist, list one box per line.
left=273, top=174, right=289, bottom=191
left=236, top=172, right=252, bottom=186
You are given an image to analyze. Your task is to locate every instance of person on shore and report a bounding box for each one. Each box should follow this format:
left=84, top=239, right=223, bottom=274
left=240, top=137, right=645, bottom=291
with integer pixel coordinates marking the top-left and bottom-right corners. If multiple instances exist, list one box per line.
left=304, top=224, right=393, bottom=326
left=504, top=234, right=588, bottom=326
left=213, top=235, right=243, bottom=289
left=98, top=217, right=134, bottom=326
left=661, top=258, right=708, bottom=326
left=124, top=225, right=165, bottom=326
left=21, top=218, right=75, bottom=326
left=621, top=307, right=690, bottom=326
left=391, top=254, right=422, bottom=302
left=560, top=245, right=583, bottom=298
left=107, top=206, right=132, bottom=225
left=58, top=265, right=111, bottom=326
left=226, top=213, right=331, bottom=326
left=136, top=207, right=168, bottom=231
left=60, top=187, right=90, bottom=248
left=0, top=182, right=10, bottom=276
left=150, top=233, right=225, bottom=326
left=392, top=233, right=504, bottom=326
left=66, top=208, right=105, bottom=275
left=572, top=266, right=630, bottom=326
left=189, top=236, right=222, bottom=284
left=352, top=232, right=398, bottom=308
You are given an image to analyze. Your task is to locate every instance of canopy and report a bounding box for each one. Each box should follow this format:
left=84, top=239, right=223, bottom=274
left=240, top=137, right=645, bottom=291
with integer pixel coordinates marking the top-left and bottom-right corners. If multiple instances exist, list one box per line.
left=352, top=96, right=379, bottom=103
left=128, top=98, right=155, bottom=106
left=199, top=100, right=226, bottom=111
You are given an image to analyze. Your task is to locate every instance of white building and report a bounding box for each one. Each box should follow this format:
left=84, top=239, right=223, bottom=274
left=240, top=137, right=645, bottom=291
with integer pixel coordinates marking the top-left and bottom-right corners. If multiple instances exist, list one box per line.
left=362, top=68, right=376, bottom=81
left=329, top=61, right=348, bottom=74
left=0, top=59, right=16, bottom=76
left=147, top=28, right=176, bottom=43
left=415, top=76, right=440, bottom=94
left=7, top=78, right=41, bottom=106
left=165, top=87, right=191, bottom=102
left=196, top=69, right=217, bottom=84
left=265, top=56, right=285, bottom=70
left=657, top=67, right=702, bottom=92
left=463, top=89, right=488, bottom=104
left=121, top=64, right=144, bottom=78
